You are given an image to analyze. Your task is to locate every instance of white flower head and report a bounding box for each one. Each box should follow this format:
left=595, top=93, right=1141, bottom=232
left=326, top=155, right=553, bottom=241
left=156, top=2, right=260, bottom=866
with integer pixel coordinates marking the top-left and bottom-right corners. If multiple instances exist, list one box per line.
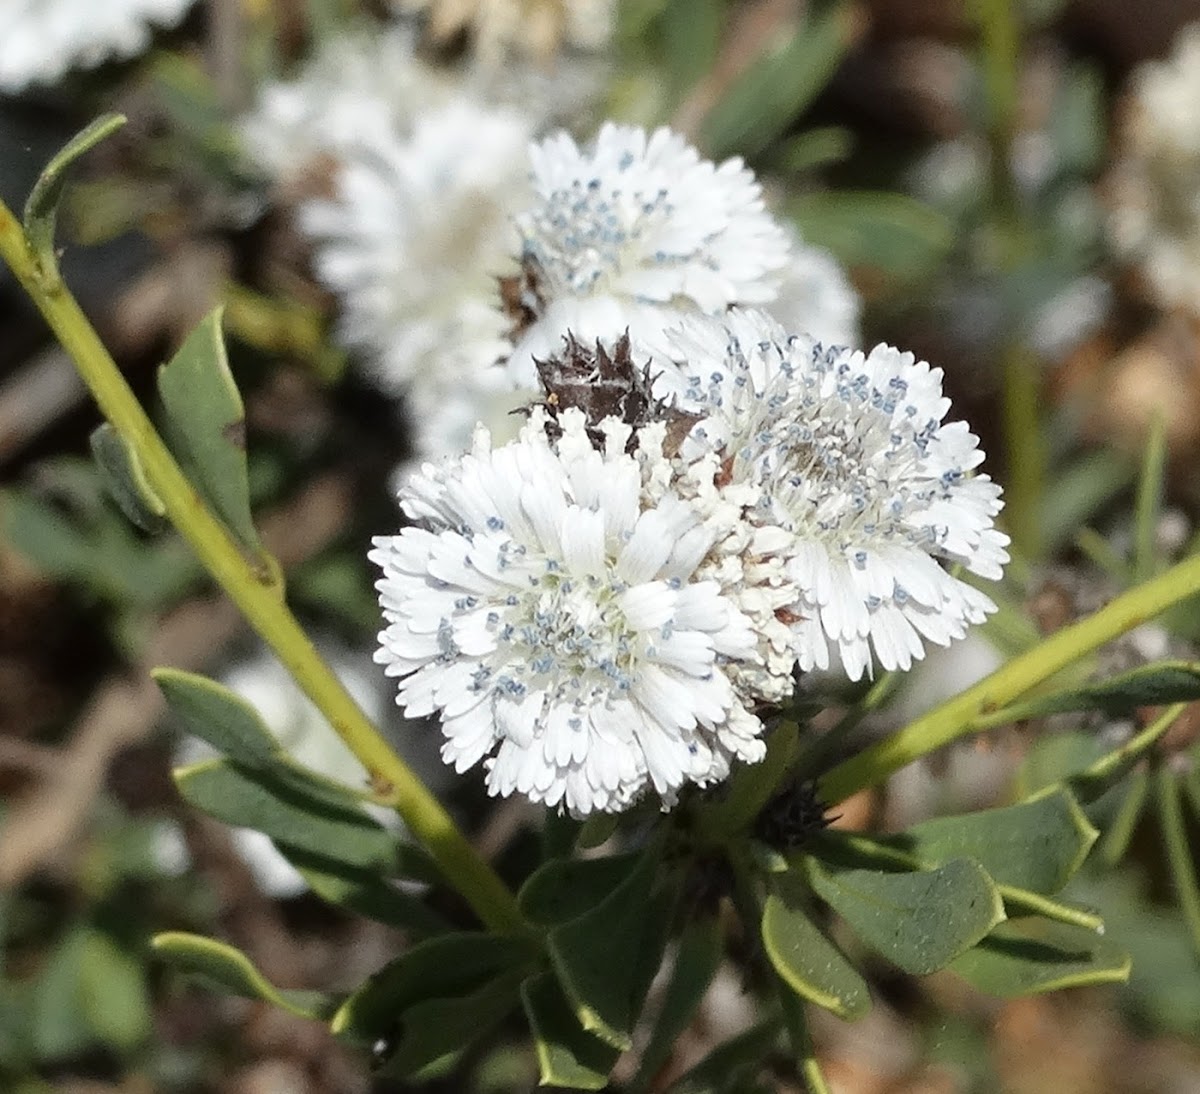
left=1108, top=23, right=1200, bottom=314
left=668, top=310, right=1009, bottom=682
left=0, top=0, right=195, bottom=92
left=371, top=408, right=766, bottom=815
left=505, top=123, right=791, bottom=384
left=301, top=98, right=534, bottom=393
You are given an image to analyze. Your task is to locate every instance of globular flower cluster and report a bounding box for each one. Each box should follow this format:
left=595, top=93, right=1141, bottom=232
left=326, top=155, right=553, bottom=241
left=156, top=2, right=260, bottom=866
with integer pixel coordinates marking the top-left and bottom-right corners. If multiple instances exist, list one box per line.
left=373, top=309, right=1009, bottom=814
left=0, top=0, right=195, bottom=92
left=1108, top=23, right=1200, bottom=316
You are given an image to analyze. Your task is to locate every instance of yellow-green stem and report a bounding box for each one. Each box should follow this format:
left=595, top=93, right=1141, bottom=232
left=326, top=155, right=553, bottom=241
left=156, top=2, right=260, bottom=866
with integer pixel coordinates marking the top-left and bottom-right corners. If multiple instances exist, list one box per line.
left=0, top=199, right=524, bottom=934
left=819, top=553, right=1200, bottom=803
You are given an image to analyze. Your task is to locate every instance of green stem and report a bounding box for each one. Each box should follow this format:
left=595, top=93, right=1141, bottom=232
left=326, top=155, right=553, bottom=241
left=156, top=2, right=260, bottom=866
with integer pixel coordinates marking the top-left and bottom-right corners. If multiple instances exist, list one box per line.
left=1000, top=344, right=1045, bottom=561
left=1154, top=765, right=1200, bottom=956
left=0, top=198, right=524, bottom=934
left=819, top=554, right=1200, bottom=803
left=1133, top=412, right=1167, bottom=584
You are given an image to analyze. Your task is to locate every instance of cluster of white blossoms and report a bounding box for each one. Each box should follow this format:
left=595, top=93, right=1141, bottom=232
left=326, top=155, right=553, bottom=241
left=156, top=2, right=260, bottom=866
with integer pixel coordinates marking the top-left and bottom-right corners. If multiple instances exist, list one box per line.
left=373, top=314, right=1008, bottom=814
left=0, top=0, right=194, bottom=92
left=1108, top=23, right=1200, bottom=316
left=406, top=123, right=860, bottom=465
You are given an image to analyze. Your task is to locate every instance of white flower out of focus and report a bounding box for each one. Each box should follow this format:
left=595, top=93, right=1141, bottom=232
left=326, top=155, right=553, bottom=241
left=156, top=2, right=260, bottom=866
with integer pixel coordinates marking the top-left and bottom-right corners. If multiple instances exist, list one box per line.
left=371, top=407, right=766, bottom=815
left=0, top=0, right=195, bottom=92
left=668, top=310, right=1009, bottom=682
left=504, top=122, right=791, bottom=385
left=301, top=99, right=534, bottom=396
left=238, top=27, right=452, bottom=184
left=1108, top=23, right=1200, bottom=315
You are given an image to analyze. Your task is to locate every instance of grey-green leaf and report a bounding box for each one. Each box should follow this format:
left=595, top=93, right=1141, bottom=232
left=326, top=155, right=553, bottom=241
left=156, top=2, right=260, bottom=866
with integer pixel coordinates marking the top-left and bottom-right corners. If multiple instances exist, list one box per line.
left=882, top=789, right=1098, bottom=895
left=521, top=973, right=619, bottom=1091
left=805, top=857, right=1005, bottom=975
left=949, top=919, right=1132, bottom=997
left=280, top=843, right=447, bottom=936
left=982, top=661, right=1200, bottom=726
left=152, top=932, right=336, bottom=1019
left=174, top=758, right=400, bottom=874
left=331, top=932, right=537, bottom=1043
left=762, top=880, right=869, bottom=1020
left=156, top=309, right=261, bottom=554
left=24, top=113, right=127, bottom=273
left=89, top=424, right=167, bottom=532
left=155, top=668, right=279, bottom=767
left=547, top=845, right=661, bottom=1050
left=519, top=851, right=642, bottom=926
left=381, top=969, right=527, bottom=1078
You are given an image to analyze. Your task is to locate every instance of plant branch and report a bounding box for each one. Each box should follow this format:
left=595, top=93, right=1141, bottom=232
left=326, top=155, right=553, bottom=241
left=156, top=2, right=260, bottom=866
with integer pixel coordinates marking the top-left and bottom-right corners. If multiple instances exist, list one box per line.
left=819, top=555, right=1200, bottom=803
left=0, top=196, right=523, bottom=934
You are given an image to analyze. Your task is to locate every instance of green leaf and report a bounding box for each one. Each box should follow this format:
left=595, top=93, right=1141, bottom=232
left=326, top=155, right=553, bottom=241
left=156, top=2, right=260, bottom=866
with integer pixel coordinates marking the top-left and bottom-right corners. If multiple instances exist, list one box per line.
left=152, top=932, right=335, bottom=1018
left=331, top=932, right=538, bottom=1043
left=788, top=191, right=952, bottom=279
left=77, top=930, right=151, bottom=1052
left=547, top=844, right=662, bottom=1050
left=698, top=720, right=799, bottom=838
left=949, top=919, right=1131, bottom=996
left=89, top=424, right=166, bottom=533
left=1, top=489, right=93, bottom=580
left=883, top=789, right=1098, bottom=895
left=521, top=973, right=619, bottom=1091
left=804, top=857, right=1004, bottom=975
left=632, top=916, right=724, bottom=1089
left=157, top=309, right=261, bottom=555
left=23, top=113, right=127, bottom=273
left=32, top=926, right=92, bottom=1060
left=762, top=879, right=869, bottom=1020
left=174, top=758, right=401, bottom=874
left=281, top=843, right=447, bottom=936
left=775, top=126, right=854, bottom=173
left=700, top=3, right=854, bottom=159
left=1016, top=730, right=1105, bottom=797
left=155, top=668, right=279, bottom=767
left=1040, top=447, right=1135, bottom=555
left=978, top=661, right=1200, bottom=727
left=661, top=0, right=723, bottom=100
left=665, top=1019, right=780, bottom=1094
left=380, top=968, right=527, bottom=1077
left=519, top=851, right=642, bottom=926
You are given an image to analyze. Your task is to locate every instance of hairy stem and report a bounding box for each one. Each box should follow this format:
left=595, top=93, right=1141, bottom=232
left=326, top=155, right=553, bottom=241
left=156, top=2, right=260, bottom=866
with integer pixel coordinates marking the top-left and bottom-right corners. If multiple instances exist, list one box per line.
left=0, top=197, right=524, bottom=933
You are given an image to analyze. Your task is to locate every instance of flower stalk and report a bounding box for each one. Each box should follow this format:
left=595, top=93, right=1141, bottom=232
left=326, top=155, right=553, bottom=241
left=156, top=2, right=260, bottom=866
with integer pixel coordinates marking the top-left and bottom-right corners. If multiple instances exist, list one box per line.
left=0, top=195, right=524, bottom=934
left=819, top=554, right=1200, bottom=803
